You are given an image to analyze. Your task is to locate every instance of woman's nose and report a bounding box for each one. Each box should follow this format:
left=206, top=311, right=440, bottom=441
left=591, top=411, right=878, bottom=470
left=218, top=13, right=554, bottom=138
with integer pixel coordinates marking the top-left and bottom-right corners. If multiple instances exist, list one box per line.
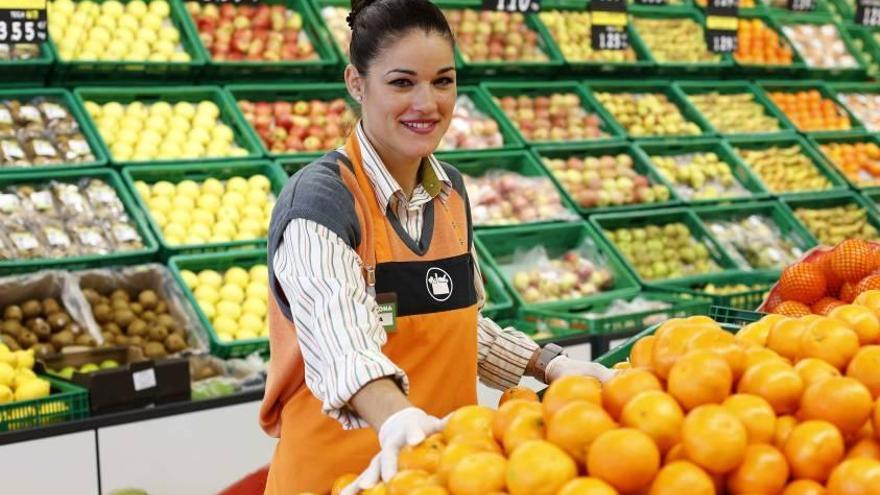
left=411, top=83, right=438, bottom=113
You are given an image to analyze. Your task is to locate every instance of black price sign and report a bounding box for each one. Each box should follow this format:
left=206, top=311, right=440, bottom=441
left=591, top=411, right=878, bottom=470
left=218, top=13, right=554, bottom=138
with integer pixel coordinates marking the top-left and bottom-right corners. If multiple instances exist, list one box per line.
left=705, top=0, right=737, bottom=53
left=635, top=0, right=667, bottom=5
left=481, top=0, right=541, bottom=12
left=857, top=0, right=880, bottom=26
left=0, top=0, right=47, bottom=43
left=590, top=0, right=628, bottom=50
left=788, top=0, right=816, bottom=11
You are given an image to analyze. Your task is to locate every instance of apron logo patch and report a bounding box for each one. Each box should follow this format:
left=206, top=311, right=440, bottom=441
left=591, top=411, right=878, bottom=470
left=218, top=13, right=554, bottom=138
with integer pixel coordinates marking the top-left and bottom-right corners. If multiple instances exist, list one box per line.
left=426, top=267, right=453, bottom=302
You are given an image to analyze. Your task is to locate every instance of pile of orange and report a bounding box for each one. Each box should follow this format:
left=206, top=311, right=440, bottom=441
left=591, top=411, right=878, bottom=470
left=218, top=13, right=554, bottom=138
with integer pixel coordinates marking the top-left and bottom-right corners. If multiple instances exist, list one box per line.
left=327, top=305, right=880, bottom=495
left=735, top=18, right=794, bottom=66
left=819, top=142, right=880, bottom=187
left=769, top=90, right=852, bottom=132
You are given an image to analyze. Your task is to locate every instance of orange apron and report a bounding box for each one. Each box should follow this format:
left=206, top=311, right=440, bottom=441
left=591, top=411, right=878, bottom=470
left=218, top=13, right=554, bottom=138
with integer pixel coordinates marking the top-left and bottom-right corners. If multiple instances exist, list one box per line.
left=261, top=133, right=478, bottom=494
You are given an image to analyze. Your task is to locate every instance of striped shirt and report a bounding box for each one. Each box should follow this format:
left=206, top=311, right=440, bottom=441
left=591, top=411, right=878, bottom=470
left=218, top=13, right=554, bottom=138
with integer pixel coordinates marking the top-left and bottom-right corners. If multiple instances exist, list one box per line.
left=273, top=122, right=539, bottom=429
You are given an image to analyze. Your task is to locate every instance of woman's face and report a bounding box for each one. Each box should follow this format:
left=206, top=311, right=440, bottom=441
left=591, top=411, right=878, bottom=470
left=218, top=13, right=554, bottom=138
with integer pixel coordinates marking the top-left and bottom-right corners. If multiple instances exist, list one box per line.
left=347, top=30, right=456, bottom=163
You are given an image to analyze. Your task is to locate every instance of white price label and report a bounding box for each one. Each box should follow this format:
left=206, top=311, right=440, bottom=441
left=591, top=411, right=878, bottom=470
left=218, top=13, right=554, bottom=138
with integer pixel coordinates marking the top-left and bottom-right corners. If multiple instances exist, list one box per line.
left=132, top=368, right=157, bottom=391
left=482, top=0, right=540, bottom=12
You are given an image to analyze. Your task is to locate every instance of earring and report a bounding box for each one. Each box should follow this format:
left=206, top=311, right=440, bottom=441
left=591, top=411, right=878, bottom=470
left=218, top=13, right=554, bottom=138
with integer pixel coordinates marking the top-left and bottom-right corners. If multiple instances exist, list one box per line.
left=357, top=95, right=363, bottom=103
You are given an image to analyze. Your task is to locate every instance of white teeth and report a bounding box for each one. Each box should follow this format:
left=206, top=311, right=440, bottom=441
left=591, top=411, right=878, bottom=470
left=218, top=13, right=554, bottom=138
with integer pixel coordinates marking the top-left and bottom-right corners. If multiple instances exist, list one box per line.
left=403, top=122, right=432, bottom=129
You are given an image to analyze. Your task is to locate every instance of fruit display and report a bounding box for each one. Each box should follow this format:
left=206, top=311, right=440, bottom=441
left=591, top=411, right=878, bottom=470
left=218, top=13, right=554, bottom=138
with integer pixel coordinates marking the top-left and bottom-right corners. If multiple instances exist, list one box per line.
left=184, top=1, right=315, bottom=62
left=540, top=153, right=672, bottom=209
left=318, top=5, right=350, bottom=59
left=768, top=90, right=853, bottom=132
left=237, top=97, right=355, bottom=154
left=817, top=141, right=880, bottom=188
left=538, top=10, right=638, bottom=63
left=0, top=178, right=144, bottom=260
left=686, top=92, right=782, bottom=134
left=179, top=265, right=269, bottom=341
left=648, top=151, right=750, bottom=201
left=735, top=143, right=833, bottom=194
left=781, top=23, right=859, bottom=69
left=793, top=203, right=880, bottom=245
left=507, top=246, right=615, bottom=304
left=463, top=170, right=573, bottom=226
left=593, top=92, right=701, bottom=137
left=1, top=297, right=94, bottom=356
left=632, top=17, right=722, bottom=64
left=437, top=95, right=504, bottom=152
left=0, top=96, right=97, bottom=167
left=696, top=0, right=756, bottom=7
left=734, top=18, right=794, bottom=66
left=603, top=223, right=721, bottom=280
left=0, top=345, right=51, bottom=404
left=492, top=92, right=608, bottom=142
left=48, top=0, right=192, bottom=63
left=0, top=44, right=41, bottom=61
left=48, top=359, right=120, bottom=379
left=83, top=98, right=248, bottom=162
left=705, top=215, right=804, bottom=270
left=837, top=92, right=880, bottom=131
left=443, top=9, right=549, bottom=63
left=132, top=173, right=274, bottom=246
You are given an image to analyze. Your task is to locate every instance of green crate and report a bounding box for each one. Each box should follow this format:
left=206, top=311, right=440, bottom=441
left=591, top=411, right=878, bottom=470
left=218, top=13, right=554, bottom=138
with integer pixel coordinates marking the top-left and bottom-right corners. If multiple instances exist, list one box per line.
left=0, top=44, right=52, bottom=86
left=308, top=0, right=352, bottom=65
left=168, top=249, right=269, bottom=358
left=845, top=26, right=880, bottom=77
left=728, top=133, right=850, bottom=199
left=807, top=130, right=880, bottom=191
left=276, top=156, right=313, bottom=176
left=584, top=80, right=714, bottom=141
left=782, top=189, right=880, bottom=246
left=531, top=141, right=682, bottom=217
left=692, top=200, right=815, bottom=272
left=635, top=138, right=771, bottom=205
left=47, top=0, right=205, bottom=85
left=435, top=86, right=527, bottom=160
left=0, top=167, right=158, bottom=274
left=481, top=81, right=625, bottom=146
left=647, top=271, right=777, bottom=310
left=675, top=81, right=794, bottom=138
left=708, top=305, right=767, bottom=326
left=178, top=0, right=339, bottom=81
left=862, top=188, right=880, bottom=213
left=0, top=375, right=89, bottom=432
left=828, top=81, right=880, bottom=132
left=757, top=79, right=866, bottom=135
left=475, top=221, right=641, bottom=311
left=73, top=86, right=263, bottom=166
left=772, top=15, right=869, bottom=80
left=595, top=321, right=739, bottom=366
left=476, top=242, right=515, bottom=320
left=121, top=160, right=287, bottom=257
left=0, top=88, right=108, bottom=174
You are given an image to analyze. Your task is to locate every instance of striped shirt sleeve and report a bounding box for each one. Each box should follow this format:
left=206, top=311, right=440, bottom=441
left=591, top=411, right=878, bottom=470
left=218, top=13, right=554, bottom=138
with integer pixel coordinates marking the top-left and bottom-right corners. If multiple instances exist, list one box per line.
left=273, top=218, right=409, bottom=430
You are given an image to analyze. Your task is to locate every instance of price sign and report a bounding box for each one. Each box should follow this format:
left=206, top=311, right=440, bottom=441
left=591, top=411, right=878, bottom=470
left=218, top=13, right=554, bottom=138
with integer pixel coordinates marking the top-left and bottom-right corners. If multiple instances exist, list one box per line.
left=788, top=0, right=816, bottom=12
left=857, top=0, right=880, bottom=26
left=705, top=0, right=737, bottom=53
left=0, top=0, right=47, bottom=43
left=591, top=0, right=628, bottom=50
left=482, top=0, right=541, bottom=13
left=635, top=0, right=666, bottom=5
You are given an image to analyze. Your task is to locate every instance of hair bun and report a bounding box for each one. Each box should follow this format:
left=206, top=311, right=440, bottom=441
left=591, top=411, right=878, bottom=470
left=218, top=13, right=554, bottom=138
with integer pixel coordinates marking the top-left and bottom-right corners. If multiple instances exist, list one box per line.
left=348, top=0, right=379, bottom=29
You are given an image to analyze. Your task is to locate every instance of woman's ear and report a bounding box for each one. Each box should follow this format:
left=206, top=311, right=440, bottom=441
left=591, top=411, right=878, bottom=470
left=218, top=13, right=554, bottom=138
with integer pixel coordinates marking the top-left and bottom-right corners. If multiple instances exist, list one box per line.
left=344, top=64, right=364, bottom=104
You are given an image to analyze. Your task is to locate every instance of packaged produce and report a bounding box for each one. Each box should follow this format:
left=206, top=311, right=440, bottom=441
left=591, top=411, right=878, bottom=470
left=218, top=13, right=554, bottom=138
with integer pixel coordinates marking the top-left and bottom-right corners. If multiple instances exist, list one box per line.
left=735, top=144, right=831, bottom=194
left=49, top=0, right=191, bottom=62
left=578, top=296, right=673, bottom=328
left=594, top=92, right=700, bottom=137
left=493, top=92, right=607, bottom=142
left=734, top=18, right=794, bottom=65
left=0, top=96, right=95, bottom=168
left=768, top=90, right=852, bottom=132
left=706, top=215, right=803, bottom=270
left=179, top=264, right=269, bottom=341
left=190, top=354, right=266, bottom=401
left=604, top=223, right=721, bottom=280
left=0, top=44, right=41, bottom=60
left=782, top=23, right=858, bottom=69
left=649, top=152, right=749, bottom=201
left=83, top=99, right=248, bottom=162
left=185, top=1, right=315, bottom=62
left=687, top=92, right=782, bottom=134
left=444, top=9, right=549, bottom=63
left=319, top=6, right=351, bottom=58
left=541, top=153, right=671, bottom=209
left=238, top=98, right=356, bottom=154
left=538, top=10, right=637, bottom=63
left=837, top=93, right=880, bottom=131
left=463, top=170, right=574, bottom=226
left=817, top=141, right=880, bottom=187
left=437, top=95, right=504, bottom=152
left=793, top=203, right=880, bottom=245
left=632, top=17, right=721, bottom=64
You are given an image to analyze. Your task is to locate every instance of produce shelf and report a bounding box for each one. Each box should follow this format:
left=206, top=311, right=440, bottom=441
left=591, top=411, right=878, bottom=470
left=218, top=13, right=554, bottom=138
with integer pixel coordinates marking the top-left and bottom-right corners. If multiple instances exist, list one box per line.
left=675, top=80, right=795, bottom=138
left=0, top=375, right=89, bottom=433
left=0, top=43, right=52, bottom=87
left=646, top=271, right=777, bottom=310
left=807, top=130, right=880, bottom=192
left=758, top=79, right=867, bottom=135
left=781, top=189, right=880, bottom=246
left=770, top=14, right=868, bottom=80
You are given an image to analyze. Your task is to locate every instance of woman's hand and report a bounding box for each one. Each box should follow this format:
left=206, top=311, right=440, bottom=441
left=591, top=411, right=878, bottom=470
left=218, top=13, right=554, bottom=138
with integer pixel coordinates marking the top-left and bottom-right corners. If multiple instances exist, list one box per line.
left=545, top=355, right=617, bottom=384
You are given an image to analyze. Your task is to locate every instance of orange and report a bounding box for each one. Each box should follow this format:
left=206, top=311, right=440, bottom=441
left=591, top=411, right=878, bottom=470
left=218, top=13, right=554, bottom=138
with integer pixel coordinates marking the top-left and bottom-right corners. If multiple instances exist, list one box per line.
left=444, top=405, right=496, bottom=442
left=408, top=487, right=447, bottom=495
left=737, top=320, right=774, bottom=347
left=767, top=317, right=808, bottom=361
left=799, top=317, right=860, bottom=371
left=648, top=461, right=715, bottom=495
left=399, top=433, right=446, bottom=473
left=437, top=443, right=491, bottom=484
left=848, top=438, right=880, bottom=461
left=737, top=359, right=804, bottom=415
left=387, top=470, right=434, bottom=495
left=611, top=361, right=630, bottom=371
left=814, top=297, right=846, bottom=316
left=856, top=274, right=880, bottom=295
left=681, top=404, right=748, bottom=474
left=854, top=289, right=880, bottom=315
left=361, top=483, right=388, bottom=495
left=620, top=390, right=684, bottom=453
left=777, top=262, right=827, bottom=304
left=556, top=477, right=618, bottom=495
left=829, top=304, right=880, bottom=345
left=847, top=346, right=880, bottom=398
left=498, top=386, right=539, bottom=407
left=726, top=443, right=789, bottom=495
left=795, top=358, right=842, bottom=387
left=774, top=301, right=814, bottom=317
left=826, top=458, right=880, bottom=495
left=651, top=323, right=710, bottom=380
left=587, top=428, right=660, bottom=494
left=667, top=349, right=733, bottom=411
left=774, top=415, right=798, bottom=450
left=842, top=282, right=860, bottom=304
left=745, top=346, right=787, bottom=369
left=781, top=479, right=827, bottom=495
left=783, top=420, right=845, bottom=483
left=874, top=396, right=880, bottom=441
left=629, top=335, right=656, bottom=369
left=448, top=452, right=506, bottom=495
left=493, top=400, right=542, bottom=442
left=331, top=473, right=358, bottom=495
left=601, top=368, right=662, bottom=420
left=723, top=394, right=777, bottom=444
left=448, top=433, right=502, bottom=454
left=542, top=375, right=602, bottom=421
left=546, top=400, right=616, bottom=462
left=687, top=329, right=747, bottom=380
left=664, top=443, right=686, bottom=464
left=501, top=408, right=544, bottom=456
left=799, top=377, right=873, bottom=437
left=830, top=239, right=875, bottom=282
left=506, top=440, right=577, bottom=495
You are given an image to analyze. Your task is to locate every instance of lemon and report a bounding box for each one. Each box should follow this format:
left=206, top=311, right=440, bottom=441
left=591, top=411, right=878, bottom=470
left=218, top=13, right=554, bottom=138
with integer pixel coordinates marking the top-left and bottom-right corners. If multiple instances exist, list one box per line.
left=13, top=368, right=37, bottom=389
left=239, top=313, right=263, bottom=333
left=201, top=177, right=225, bottom=196
left=152, top=180, right=176, bottom=197
left=235, top=329, right=259, bottom=340
left=213, top=316, right=238, bottom=336
left=242, top=298, right=267, bottom=318
left=14, top=350, right=34, bottom=370
left=198, top=301, right=216, bottom=320
left=197, top=269, right=223, bottom=288
left=216, top=300, right=241, bottom=320
left=224, top=267, right=250, bottom=287
left=246, top=282, right=268, bottom=300
left=0, top=385, right=12, bottom=404
left=15, top=378, right=50, bottom=401
left=194, top=285, right=219, bottom=305
left=0, top=362, right=14, bottom=387
left=180, top=269, right=198, bottom=289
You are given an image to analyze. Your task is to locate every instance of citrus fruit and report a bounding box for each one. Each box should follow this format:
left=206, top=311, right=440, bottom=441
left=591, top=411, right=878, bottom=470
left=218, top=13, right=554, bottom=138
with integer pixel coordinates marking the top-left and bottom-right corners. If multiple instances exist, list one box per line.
left=629, top=335, right=655, bottom=369
left=829, top=304, right=880, bottom=344
left=795, top=358, right=842, bottom=387
left=847, top=346, right=880, bottom=398
left=502, top=407, right=544, bottom=456
left=799, top=317, right=860, bottom=371
left=557, top=477, right=618, bottom=495
left=687, top=329, right=746, bottom=380
left=667, top=349, right=733, bottom=411
left=448, top=452, right=506, bottom=495
left=777, top=262, right=827, bottom=304
left=620, top=390, right=683, bottom=454
left=399, top=433, right=445, bottom=473
left=443, top=406, right=495, bottom=442
left=783, top=420, right=845, bottom=482
left=814, top=297, right=846, bottom=315
left=726, top=443, right=789, bottom=495
left=774, top=301, right=813, bottom=317
left=587, top=428, right=660, bottom=494
left=601, top=368, right=662, bottom=420
left=499, top=386, right=539, bottom=407
left=847, top=437, right=880, bottom=461
left=681, top=404, right=748, bottom=474
left=781, top=479, right=827, bottom=495
left=542, top=375, right=602, bottom=421
left=799, top=376, right=873, bottom=437
left=648, top=461, right=715, bottom=495
left=767, top=317, right=808, bottom=361
left=737, top=320, right=773, bottom=347
left=331, top=473, right=358, bottom=495
left=830, top=239, right=875, bottom=282
left=722, top=394, right=777, bottom=444
left=492, top=400, right=542, bottom=443
left=826, top=458, right=880, bottom=495
left=774, top=415, right=798, bottom=450
left=506, top=440, right=577, bottom=495
left=737, top=359, right=804, bottom=415
left=387, top=470, right=434, bottom=495
left=546, top=400, right=616, bottom=462
left=651, top=323, right=709, bottom=379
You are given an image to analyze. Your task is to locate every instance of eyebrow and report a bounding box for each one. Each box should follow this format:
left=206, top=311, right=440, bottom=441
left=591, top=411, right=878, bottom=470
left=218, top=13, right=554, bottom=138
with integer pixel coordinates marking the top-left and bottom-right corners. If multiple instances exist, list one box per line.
left=385, top=66, right=456, bottom=76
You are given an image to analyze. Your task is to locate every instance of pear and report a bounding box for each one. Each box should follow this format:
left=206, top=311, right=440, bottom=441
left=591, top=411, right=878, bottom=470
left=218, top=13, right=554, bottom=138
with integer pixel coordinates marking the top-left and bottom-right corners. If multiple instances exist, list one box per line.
left=14, top=377, right=50, bottom=401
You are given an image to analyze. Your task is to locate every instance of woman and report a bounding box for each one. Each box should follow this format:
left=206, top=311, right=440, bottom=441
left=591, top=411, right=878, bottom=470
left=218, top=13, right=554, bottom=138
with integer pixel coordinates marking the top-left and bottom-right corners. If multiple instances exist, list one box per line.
left=259, top=1, right=614, bottom=493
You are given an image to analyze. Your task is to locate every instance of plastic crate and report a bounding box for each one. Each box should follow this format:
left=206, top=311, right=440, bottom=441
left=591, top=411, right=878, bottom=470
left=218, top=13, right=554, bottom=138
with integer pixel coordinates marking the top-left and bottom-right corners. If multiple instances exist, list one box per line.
left=647, top=271, right=778, bottom=310
left=845, top=26, right=880, bottom=77
left=0, top=167, right=158, bottom=274
left=0, top=88, right=108, bottom=174
left=708, top=305, right=767, bottom=326
left=772, top=15, right=868, bottom=80
left=729, top=14, right=809, bottom=77
left=595, top=321, right=739, bottom=366
left=583, top=80, right=714, bottom=141
left=807, top=130, right=880, bottom=191
left=308, top=0, right=352, bottom=65
left=435, top=86, right=527, bottom=160
left=727, top=133, right=850, bottom=199
left=73, top=86, right=263, bottom=166
left=828, top=81, right=880, bottom=132
left=168, top=249, right=269, bottom=359
left=476, top=242, right=515, bottom=320
left=782, top=189, right=880, bottom=246
left=0, top=43, right=52, bottom=86
left=590, top=206, right=742, bottom=285
left=47, top=0, right=205, bottom=85
left=475, top=221, right=641, bottom=311
left=481, top=81, right=624, bottom=146
left=178, top=0, right=339, bottom=81
left=675, top=81, right=795, bottom=137
left=635, top=138, right=771, bottom=205
left=530, top=141, right=682, bottom=217
left=0, top=375, right=89, bottom=432
left=759, top=79, right=868, bottom=135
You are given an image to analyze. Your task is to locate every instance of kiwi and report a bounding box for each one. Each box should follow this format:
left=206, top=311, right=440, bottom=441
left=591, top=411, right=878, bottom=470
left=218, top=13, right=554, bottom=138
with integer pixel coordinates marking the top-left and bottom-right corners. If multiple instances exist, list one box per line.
left=141, top=310, right=157, bottom=322
left=93, top=303, right=112, bottom=323
left=114, top=309, right=136, bottom=328
left=101, top=332, right=115, bottom=344
left=102, top=322, right=121, bottom=335
left=155, top=301, right=168, bottom=314
left=129, top=335, right=144, bottom=347
left=49, top=330, right=73, bottom=351
left=111, top=298, right=129, bottom=311
left=65, top=322, right=83, bottom=335
left=148, top=325, right=169, bottom=342
left=3, top=305, right=23, bottom=321
left=1, top=320, right=21, bottom=335
left=164, top=333, right=187, bottom=353
left=115, top=335, right=130, bottom=346
left=75, top=334, right=95, bottom=346
left=18, top=330, right=38, bottom=349
left=30, top=318, right=52, bottom=341
left=127, top=319, right=148, bottom=337
left=81, top=288, right=101, bottom=305
left=144, top=341, right=167, bottom=359
left=138, top=290, right=159, bottom=310
left=41, top=298, right=61, bottom=315
left=156, top=314, right=175, bottom=328
left=1, top=334, right=20, bottom=350
left=129, top=303, right=143, bottom=315
left=31, top=343, right=54, bottom=358
left=47, top=312, right=70, bottom=331
left=110, top=289, right=130, bottom=302
left=21, top=300, right=41, bottom=319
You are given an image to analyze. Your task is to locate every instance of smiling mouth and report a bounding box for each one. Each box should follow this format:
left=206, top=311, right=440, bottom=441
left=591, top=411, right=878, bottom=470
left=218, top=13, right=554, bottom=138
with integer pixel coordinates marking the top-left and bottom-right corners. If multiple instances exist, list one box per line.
left=401, top=120, right=438, bottom=134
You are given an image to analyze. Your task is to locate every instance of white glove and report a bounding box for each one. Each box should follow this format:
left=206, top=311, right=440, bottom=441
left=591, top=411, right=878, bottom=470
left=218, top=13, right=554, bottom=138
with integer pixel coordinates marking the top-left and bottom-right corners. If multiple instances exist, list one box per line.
left=341, top=407, right=445, bottom=495
left=546, top=355, right=617, bottom=384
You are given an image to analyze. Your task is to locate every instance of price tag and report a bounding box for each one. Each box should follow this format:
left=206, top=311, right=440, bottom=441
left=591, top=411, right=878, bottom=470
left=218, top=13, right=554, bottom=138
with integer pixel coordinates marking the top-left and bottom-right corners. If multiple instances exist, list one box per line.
left=787, top=0, right=816, bottom=11
left=0, top=0, right=47, bottom=43
left=705, top=0, right=738, bottom=53
left=590, top=0, right=629, bottom=50
left=857, top=0, right=880, bottom=26
left=635, top=0, right=666, bottom=5
left=481, top=0, right=540, bottom=12
left=132, top=368, right=157, bottom=392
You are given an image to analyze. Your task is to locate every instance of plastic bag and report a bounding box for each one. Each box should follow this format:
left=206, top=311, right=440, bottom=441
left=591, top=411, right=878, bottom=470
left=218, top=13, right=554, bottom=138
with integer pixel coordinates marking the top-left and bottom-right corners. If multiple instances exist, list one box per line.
left=189, top=352, right=267, bottom=401
left=464, top=169, right=577, bottom=226
left=707, top=214, right=804, bottom=270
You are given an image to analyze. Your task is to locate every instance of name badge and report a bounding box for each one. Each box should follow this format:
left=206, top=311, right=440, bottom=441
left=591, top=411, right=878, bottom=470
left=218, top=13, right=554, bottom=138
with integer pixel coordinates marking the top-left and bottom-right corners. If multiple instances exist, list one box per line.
left=376, top=292, right=398, bottom=332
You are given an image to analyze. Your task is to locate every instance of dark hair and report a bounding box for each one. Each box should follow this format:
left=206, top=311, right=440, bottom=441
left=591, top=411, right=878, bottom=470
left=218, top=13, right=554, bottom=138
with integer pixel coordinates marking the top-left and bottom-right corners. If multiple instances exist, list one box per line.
left=347, top=0, right=454, bottom=74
